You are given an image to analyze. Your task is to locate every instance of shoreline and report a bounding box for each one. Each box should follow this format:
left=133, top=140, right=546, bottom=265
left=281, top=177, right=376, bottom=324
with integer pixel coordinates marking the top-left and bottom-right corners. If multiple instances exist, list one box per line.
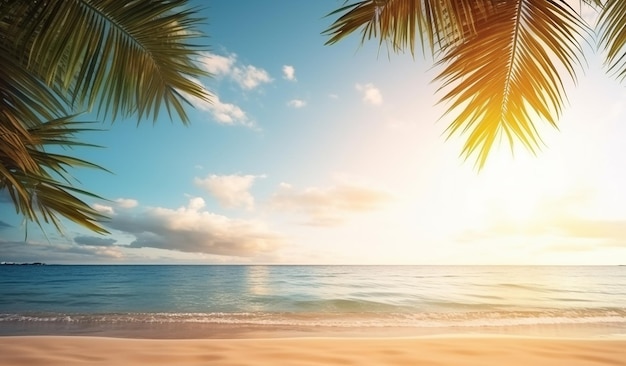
left=2, top=320, right=624, bottom=340
left=1, top=335, right=625, bottom=365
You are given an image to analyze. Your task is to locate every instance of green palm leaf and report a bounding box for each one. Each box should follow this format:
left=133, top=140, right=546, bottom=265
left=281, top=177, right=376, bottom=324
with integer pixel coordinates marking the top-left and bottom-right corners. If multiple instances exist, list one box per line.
left=8, top=171, right=110, bottom=235
left=5, top=0, right=210, bottom=123
left=0, top=44, right=72, bottom=205
left=1, top=117, right=110, bottom=235
left=1, top=0, right=210, bottom=235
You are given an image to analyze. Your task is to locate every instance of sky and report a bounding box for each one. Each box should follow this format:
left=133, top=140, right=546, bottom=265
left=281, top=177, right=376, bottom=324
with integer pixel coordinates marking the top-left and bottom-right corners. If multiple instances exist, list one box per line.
left=1, top=1, right=626, bottom=265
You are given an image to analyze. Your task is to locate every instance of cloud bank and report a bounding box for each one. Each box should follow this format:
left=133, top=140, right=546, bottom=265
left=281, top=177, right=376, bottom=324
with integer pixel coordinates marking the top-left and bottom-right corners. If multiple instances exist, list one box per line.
left=194, top=173, right=263, bottom=210
left=270, top=183, right=391, bottom=226
left=0, top=239, right=124, bottom=263
left=74, top=235, right=117, bottom=247
left=105, top=198, right=283, bottom=257
left=456, top=191, right=626, bottom=250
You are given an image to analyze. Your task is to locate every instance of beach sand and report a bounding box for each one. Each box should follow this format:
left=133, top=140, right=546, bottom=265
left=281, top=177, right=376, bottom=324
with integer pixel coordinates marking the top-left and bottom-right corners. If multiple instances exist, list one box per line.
left=1, top=335, right=625, bottom=365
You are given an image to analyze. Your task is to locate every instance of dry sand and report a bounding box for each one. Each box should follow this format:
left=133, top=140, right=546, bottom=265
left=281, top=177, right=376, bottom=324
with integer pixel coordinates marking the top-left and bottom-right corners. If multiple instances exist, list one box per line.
left=1, top=335, right=625, bottom=366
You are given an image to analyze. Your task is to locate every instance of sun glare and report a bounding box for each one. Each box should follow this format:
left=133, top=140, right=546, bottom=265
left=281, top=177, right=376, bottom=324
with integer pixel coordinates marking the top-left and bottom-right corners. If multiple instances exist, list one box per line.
left=497, top=190, right=538, bottom=224
left=476, top=152, right=570, bottom=228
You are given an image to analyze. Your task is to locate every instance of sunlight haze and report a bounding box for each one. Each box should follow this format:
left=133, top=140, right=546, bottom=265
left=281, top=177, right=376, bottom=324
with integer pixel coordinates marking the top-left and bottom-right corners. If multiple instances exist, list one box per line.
left=1, top=1, right=625, bottom=265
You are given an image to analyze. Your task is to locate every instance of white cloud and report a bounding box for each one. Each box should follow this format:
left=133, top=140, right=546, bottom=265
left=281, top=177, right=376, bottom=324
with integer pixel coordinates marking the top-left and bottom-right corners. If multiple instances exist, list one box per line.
left=190, top=53, right=272, bottom=126
left=355, top=83, right=383, bottom=105
left=93, top=203, right=115, bottom=215
left=206, top=95, right=251, bottom=126
left=93, top=199, right=138, bottom=216
left=199, top=53, right=236, bottom=75
left=115, top=198, right=138, bottom=209
left=200, top=52, right=273, bottom=91
left=232, top=65, right=272, bottom=90
left=181, top=78, right=250, bottom=126
left=270, top=183, right=391, bottom=226
left=105, top=198, right=283, bottom=257
left=287, top=99, right=306, bottom=108
left=328, top=93, right=339, bottom=100
left=194, top=174, right=262, bottom=210
left=187, top=196, right=206, bottom=211
left=282, top=65, right=296, bottom=81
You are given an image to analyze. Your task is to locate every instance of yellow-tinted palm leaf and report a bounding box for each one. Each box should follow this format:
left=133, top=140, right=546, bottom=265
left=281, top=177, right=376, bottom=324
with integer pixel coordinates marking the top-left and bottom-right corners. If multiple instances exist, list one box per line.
left=324, top=0, right=497, bottom=55
left=435, top=0, right=586, bottom=167
left=598, top=0, right=626, bottom=80
left=325, top=0, right=587, bottom=168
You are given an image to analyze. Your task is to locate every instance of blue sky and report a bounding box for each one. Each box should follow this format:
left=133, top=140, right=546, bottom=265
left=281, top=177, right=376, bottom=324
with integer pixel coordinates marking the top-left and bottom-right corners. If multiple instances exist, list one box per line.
left=2, top=1, right=626, bottom=264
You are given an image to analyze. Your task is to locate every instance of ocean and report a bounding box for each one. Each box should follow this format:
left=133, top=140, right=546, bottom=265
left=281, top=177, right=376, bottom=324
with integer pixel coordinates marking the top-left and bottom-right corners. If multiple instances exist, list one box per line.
left=1, top=265, right=625, bottom=338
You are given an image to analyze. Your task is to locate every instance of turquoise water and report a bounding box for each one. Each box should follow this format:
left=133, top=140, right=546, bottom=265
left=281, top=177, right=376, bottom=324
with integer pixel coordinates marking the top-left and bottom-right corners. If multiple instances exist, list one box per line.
left=1, top=265, right=625, bottom=337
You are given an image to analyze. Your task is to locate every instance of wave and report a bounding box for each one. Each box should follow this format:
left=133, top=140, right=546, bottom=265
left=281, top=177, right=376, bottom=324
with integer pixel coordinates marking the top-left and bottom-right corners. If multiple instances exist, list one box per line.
left=2, top=309, right=625, bottom=329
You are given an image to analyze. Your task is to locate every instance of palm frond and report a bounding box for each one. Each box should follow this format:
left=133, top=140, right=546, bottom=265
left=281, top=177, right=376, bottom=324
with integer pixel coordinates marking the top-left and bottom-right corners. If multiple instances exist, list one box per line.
left=324, top=0, right=430, bottom=55
left=323, top=0, right=502, bottom=56
left=0, top=36, right=109, bottom=233
left=4, top=0, right=210, bottom=124
left=8, top=171, right=109, bottom=235
left=582, top=0, right=604, bottom=9
left=27, top=120, right=110, bottom=184
left=324, top=0, right=589, bottom=168
left=0, top=116, right=110, bottom=235
left=0, top=43, right=71, bottom=204
left=597, top=0, right=626, bottom=80
left=435, top=0, right=587, bottom=167
left=1, top=0, right=211, bottom=236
